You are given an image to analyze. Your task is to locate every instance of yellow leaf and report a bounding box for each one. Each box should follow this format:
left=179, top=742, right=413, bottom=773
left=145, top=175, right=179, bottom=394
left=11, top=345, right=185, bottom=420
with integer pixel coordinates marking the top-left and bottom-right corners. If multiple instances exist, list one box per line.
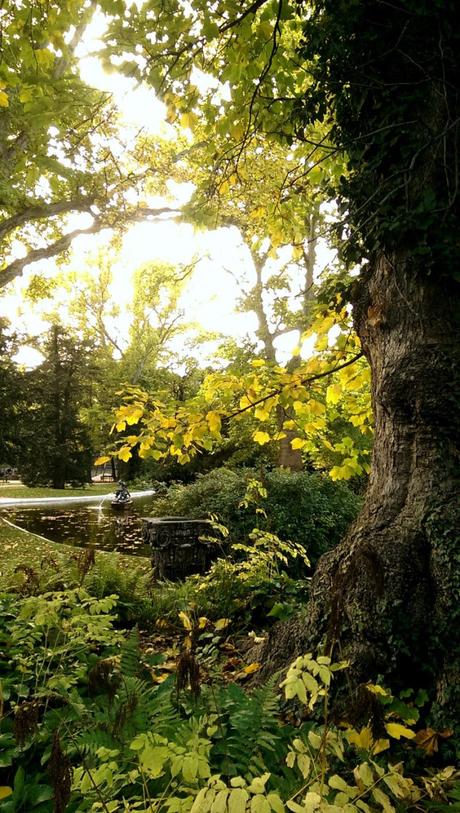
left=118, top=446, right=132, bottom=462
left=0, top=788, right=13, bottom=800
left=372, top=787, right=395, bottom=813
left=228, top=788, right=249, bottom=813
left=253, top=431, right=271, bottom=445
left=283, top=420, right=296, bottom=430
left=94, top=455, right=110, bottom=466
left=254, top=407, right=272, bottom=420
left=358, top=762, right=375, bottom=787
left=385, top=723, right=416, bottom=740
left=383, top=774, right=411, bottom=800
left=326, top=383, right=342, bottom=405
left=206, top=411, right=222, bottom=435
left=0, top=90, right=9, bottom=107
left=240, top=395, right=252, bottom=410
left=346, top=726, right=373, bottom=750
left=180, top=111, right=198, bottom=129
left=138, top=441, right=152, bottom=457
left=308, top=400, right=326, bottom=415
left=230, top=122, right=246, bottom=140
left=270, top=229, right=284, bottom=248
left=35, top=48, right=54, bottom=66
left=373, top=738, right=390, bottom=754
left=366, top=683, right=389, bottom=697
left=243, top=662, right=261, bottom=674
left=126, top=408, right=143, bottom=425
left=178, top=611, right=192, bottom=631
left=329, top=464, right=355, bottom=480
left=249, top=207, right=266, bottom=221
left=214, top=618, right=231, bottom=631
left=291, top=437, right=307, bottom=450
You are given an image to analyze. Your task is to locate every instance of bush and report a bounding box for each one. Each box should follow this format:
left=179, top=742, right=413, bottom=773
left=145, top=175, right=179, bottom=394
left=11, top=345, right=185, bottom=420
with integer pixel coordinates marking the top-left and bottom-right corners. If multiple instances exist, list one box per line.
left=154, top=467, right=360, bottom=566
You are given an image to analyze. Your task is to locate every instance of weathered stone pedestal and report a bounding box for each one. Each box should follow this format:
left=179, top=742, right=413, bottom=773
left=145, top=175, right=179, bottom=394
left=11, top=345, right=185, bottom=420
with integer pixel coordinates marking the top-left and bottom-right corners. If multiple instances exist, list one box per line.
left=143, top=516, right=219, bottom=580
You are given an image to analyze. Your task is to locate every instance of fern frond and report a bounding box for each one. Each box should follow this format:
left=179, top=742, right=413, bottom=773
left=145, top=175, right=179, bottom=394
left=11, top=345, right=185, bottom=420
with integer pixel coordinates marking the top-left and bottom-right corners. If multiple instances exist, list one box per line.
left=120, top=627, right=141, bottom=678
left=212, top=674, right=286, bottom=779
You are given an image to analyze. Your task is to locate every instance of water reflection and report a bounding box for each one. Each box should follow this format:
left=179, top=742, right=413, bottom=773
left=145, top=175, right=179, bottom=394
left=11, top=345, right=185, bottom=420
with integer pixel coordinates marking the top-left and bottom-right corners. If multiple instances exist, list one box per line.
left=2, top=496, right=158, bottom=556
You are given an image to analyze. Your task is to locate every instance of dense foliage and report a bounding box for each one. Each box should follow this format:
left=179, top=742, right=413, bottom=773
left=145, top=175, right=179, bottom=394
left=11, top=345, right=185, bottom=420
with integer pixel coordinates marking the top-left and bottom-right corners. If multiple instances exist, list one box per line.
left=297, top=0, right=460, bottom=272
left=1, top=0, right=459, bottom=792
left=0, top=550, right=458, bottom=812
left=155, top=468, right=360, bottom=566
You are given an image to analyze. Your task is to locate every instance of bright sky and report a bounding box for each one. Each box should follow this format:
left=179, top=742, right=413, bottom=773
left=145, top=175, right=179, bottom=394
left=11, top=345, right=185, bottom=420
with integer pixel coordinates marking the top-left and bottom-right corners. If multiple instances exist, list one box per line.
left=5, top=10, right=335, bottom=370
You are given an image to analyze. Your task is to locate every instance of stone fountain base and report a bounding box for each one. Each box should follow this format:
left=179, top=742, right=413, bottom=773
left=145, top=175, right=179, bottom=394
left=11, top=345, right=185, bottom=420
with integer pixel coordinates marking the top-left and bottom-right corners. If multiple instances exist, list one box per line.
left=143, top=516, right=221, bottom=580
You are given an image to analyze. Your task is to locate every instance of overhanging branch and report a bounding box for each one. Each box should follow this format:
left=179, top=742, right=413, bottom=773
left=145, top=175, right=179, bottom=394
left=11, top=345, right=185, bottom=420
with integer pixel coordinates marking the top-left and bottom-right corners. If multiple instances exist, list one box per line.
left=0, top=198, right=96, bottom=243
left=228, top=352, right=364, bottom=419
left=0, top=205, right=180, bottom=289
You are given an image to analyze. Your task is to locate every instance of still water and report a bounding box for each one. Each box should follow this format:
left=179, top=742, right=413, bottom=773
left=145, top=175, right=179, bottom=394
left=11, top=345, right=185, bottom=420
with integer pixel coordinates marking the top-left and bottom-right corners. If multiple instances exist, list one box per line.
left=2, top=495, right=158, bottom=556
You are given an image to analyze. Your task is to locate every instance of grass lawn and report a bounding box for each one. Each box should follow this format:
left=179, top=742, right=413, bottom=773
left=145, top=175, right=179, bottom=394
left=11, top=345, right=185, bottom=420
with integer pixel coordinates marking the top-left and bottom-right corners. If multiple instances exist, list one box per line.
left=0, top=518, right=151, bottom=579
left=0, top=483, right=116, bottom=500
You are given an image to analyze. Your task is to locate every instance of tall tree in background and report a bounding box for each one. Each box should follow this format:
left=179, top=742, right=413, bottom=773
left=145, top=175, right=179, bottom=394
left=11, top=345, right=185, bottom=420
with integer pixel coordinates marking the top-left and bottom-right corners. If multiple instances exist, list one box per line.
left=185, top=134, right=326, bottom=468
left=19, top=325, right=94, bottom=488
left=0, top=320, right=23, bottom=467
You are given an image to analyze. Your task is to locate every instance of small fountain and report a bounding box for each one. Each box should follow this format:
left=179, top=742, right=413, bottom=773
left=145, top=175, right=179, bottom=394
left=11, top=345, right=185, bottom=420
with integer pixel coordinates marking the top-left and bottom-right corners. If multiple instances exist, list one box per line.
left=143, top=516, right=223, bottom=580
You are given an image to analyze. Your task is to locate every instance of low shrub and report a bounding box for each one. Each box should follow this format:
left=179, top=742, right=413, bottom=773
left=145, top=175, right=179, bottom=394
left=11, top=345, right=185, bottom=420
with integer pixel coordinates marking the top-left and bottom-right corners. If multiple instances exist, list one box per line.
left=154, top=467, right=360, bottom=566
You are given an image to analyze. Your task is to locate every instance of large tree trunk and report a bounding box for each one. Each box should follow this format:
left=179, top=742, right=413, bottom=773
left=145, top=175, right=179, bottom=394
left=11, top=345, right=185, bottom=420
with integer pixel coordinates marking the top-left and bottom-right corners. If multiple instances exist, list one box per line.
left=259, top=255, right=460, bottom=724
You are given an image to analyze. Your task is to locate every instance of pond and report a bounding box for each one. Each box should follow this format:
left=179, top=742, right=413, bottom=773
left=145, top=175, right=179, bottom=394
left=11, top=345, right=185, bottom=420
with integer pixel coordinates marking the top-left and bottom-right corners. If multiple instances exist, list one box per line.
left=1, top=494, right=159, bottom=557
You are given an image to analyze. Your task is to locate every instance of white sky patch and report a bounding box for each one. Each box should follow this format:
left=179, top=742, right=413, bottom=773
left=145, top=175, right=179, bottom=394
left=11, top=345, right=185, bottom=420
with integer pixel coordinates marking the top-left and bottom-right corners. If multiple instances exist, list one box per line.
left=274, top=330, right=301, bottom=365
left=301, top=333, right=317, bottom=359
left=77, top=10, right=167, bottom=136
left=12, top=346, right=45, bottom=369
left=328, top=323, right=342, bottom=346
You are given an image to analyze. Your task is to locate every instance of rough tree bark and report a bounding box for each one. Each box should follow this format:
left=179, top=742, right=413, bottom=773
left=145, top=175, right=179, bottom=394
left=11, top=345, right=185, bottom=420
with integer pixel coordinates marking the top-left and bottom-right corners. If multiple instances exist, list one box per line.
left=312, top=258, right=459, bottom=703
left=258, top=255, right=460, bottom=724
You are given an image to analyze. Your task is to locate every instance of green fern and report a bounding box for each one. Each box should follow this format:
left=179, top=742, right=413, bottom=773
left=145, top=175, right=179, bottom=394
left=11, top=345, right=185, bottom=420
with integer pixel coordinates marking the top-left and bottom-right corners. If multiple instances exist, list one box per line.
left=74, top=675, right=181, bottom=756
left=74, top=726, right=120, bottom=757
left=120, top=627, right=141, bottom=677
left=211, top=674, right=288, bottom=779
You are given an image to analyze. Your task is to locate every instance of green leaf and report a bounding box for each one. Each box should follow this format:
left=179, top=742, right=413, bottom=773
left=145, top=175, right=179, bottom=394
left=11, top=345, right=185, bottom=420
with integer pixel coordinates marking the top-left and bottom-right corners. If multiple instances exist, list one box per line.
left=251, top=795, right=271, bottom=813
left=229, top=788, right=249, bottom=813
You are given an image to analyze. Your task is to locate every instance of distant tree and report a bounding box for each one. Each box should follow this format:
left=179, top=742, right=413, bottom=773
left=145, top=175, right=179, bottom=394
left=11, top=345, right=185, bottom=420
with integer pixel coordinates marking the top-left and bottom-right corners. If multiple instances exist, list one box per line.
left=18, top=325, right=94, bottom=488
left=0, top=320, right=23, bottom=467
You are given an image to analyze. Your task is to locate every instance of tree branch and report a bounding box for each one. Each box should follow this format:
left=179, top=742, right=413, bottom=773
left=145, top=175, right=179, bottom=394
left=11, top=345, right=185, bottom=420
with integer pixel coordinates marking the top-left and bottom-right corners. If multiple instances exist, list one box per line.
left=228, top=352, right=364, bottom=419
left=219, top=0, right=270, bottom=33
left=0, top=206, right=180, bottom=289
left=0, top=198, right=95, bottom=242
left=0, top=223, right=104, bottom=289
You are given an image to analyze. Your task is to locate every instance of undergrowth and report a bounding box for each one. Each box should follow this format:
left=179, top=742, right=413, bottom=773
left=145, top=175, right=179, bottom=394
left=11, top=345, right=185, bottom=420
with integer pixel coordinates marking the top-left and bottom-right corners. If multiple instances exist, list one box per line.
left=0, top=587, right=458, bottom=812
left=0, top=502, right=458, bottom=812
